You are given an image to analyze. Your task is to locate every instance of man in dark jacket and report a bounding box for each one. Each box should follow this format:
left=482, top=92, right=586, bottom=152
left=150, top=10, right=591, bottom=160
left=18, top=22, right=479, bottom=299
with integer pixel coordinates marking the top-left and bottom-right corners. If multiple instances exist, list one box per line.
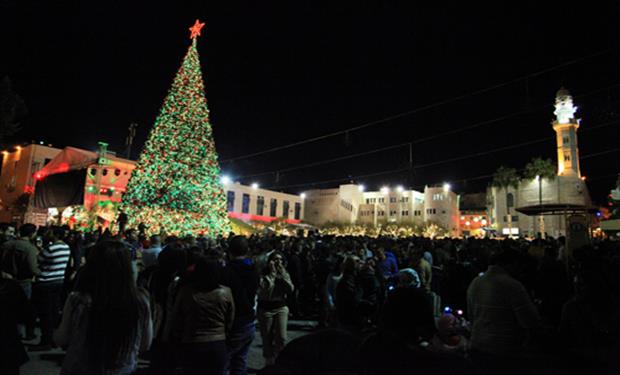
left=222, top=236, right=259, bottom=375
left=0, top=224, right=40, bottom=292
left=335, top=255, right=367, bottom=333
left=0, top=276, right=34, bottom=375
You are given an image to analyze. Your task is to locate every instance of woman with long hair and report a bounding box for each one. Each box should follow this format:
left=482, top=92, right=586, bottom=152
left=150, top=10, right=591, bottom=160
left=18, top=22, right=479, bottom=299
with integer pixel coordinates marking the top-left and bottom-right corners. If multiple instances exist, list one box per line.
left=54, top=240, right=153, bottom=375
left=257, top=251, right=294, bottom=366
left=168, top=255, right=235, bottom=375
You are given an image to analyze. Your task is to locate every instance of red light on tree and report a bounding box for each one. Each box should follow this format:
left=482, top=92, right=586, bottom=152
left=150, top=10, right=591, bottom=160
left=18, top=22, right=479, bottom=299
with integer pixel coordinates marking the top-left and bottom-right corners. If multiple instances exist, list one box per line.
left=34, top=172, right=43, bottom=180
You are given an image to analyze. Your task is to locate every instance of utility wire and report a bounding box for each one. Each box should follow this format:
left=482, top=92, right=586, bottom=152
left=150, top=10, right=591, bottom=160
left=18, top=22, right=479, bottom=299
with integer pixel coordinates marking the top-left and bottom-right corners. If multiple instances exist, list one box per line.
left=237, top=119, right=620, bottom=182
left=264, top=140, right=620, bottom=191
left=221, top=49, right=618, bottom=163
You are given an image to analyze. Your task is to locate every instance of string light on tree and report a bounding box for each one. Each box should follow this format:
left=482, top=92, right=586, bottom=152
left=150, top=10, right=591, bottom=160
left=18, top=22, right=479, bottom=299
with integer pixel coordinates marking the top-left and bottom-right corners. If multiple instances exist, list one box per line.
left=120, top=19, right=230, bottom=236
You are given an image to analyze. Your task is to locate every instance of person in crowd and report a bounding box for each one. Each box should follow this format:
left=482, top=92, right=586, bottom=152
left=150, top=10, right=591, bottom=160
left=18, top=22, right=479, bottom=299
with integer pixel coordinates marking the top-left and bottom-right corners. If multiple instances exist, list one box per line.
left=0, top=274, right=34, bottom=375
left=376, top=247, right=399, bottom=279
left=142, top=235, right=163, bottom=269
left=117, top=209, right=128, bottom=234
left=144, top=243, right=188, bottom=374
left=285, top=242, right=303, bottom=318
left=54, top=240, right=153, bottom=374
left=221, top=236, right=259, bottom=375
left=360, top=267, right=471, bottom=375
left=31, top=226, right=72, bottom=350
left=124, top=228, right=142, bottom=280
left=0, top=223, right=16, bottom=244
left=257, top=251, right=294, bottom=366
left=467, top=247, right=541, bottom=373
left=169, top=256, right=235, bottom=375
left=319, top=253, right=344, bottom=328
left=0, top=223, right=39, bottom=340
left=559, top=246, right=620, bottom=372
left=410, top=248, right=433, bottom=292
left=335, top=255, right=367, bottom=332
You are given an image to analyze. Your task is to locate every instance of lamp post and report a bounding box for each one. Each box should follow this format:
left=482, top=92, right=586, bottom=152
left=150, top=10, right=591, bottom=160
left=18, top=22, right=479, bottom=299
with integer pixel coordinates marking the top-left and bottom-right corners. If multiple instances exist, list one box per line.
left=535, top=175, right=545, bottom=238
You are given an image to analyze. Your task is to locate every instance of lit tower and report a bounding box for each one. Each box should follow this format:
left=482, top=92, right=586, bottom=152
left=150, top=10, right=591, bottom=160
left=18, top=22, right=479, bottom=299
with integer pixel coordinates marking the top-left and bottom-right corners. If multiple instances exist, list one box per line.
left=552, top=87, right=581, bottom=177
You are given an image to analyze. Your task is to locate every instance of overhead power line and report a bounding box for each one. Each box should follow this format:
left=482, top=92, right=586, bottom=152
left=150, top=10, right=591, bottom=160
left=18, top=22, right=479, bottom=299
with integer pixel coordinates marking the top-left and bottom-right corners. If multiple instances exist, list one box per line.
left=237, top=119, right=620, bottom=182
left=264, top=136, right=620, bottom=191
left=221, top=48, right=618, bottom=163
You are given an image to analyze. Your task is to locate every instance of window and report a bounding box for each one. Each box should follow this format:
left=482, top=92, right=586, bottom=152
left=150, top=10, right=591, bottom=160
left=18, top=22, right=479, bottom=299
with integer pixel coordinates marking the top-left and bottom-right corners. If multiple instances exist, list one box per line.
left=366, top=198, right=370, bottom=204
left=390, top=197, right=397, bottom=203
left=256, top=196, right=265, bottom=216
left=283, top=201, right=290, bottom=218
left=563, top=136, right=570, bottom=144
left=564, top=154, right=570, bottom=161
left=390, top=210, right=397, bottom=216
left=227, top=191, right=235, bottom=212
left=402, top=210, right=409, bottom=216
left=504, top=215, right=519, bottom=222
left=433, top=194, right=444, bottom=201
left=270, top=198, right=277, bottom=217
left=378, top=198, right=385, bottom=203
left=426, top=208, right=436, bottom=215
left=294, top=202, right=301, bottom=220
left=506, top=193, right=514, bottom=208
left=378, top=211, right=385, bottom=216
left=400, top=197, right=409, bottom=203
left=242, top=193, right=250, bottom=214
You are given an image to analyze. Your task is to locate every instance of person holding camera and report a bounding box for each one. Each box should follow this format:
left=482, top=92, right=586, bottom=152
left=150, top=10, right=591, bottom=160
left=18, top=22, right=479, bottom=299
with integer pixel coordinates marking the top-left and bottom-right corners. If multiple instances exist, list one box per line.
left=257, top=252, right=294, bottom=366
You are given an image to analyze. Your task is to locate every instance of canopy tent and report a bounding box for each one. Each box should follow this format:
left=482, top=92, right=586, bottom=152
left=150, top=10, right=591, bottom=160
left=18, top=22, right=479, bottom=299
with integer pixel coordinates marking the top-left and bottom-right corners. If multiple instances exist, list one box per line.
left=34, top=147, right=135, bottom=209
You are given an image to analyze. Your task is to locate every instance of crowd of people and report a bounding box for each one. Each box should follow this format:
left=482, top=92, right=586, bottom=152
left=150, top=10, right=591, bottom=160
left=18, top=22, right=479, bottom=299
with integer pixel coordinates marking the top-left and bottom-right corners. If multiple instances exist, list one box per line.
left=1, top=221, right=619, bottom=374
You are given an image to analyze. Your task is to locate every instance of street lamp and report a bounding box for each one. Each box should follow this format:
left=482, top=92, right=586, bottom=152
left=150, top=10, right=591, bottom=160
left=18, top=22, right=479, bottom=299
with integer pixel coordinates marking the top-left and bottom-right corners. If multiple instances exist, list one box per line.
left=251, top=182, right=259, bottom=190
left=443, top=183, right=451, bottom=192
left=221, top=175, right=231, bottom=185
left=381, top=186, right=389, bottom=194
left=396, top=185, right=404, bottom=193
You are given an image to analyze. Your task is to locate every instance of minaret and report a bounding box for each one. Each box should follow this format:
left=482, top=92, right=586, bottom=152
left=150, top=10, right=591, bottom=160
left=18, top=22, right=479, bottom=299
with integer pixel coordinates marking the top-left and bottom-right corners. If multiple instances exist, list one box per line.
left=552, top=87, right=581, bottom=177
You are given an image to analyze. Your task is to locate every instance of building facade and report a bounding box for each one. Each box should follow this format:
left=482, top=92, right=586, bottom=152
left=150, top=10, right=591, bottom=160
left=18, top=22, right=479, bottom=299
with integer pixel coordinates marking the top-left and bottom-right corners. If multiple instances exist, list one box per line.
left=487, top=88, right=591, bottom=238
left=223, top=181, right=304, bottom=223
left=304, top=183, right=460, bottom=236
left=0, top=144, right=62, bottom=224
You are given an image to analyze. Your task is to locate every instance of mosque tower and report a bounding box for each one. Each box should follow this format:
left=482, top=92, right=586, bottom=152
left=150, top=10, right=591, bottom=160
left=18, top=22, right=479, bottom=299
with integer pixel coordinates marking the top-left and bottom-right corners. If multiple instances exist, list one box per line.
left=552, top=87, right=581, bottom=177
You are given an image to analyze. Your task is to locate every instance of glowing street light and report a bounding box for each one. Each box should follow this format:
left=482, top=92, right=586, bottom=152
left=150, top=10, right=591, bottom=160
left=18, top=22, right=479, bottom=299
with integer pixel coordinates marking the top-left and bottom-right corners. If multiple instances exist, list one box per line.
left=358, top=185, right=365, bottom=192
left=220, top=175, right=231, bottom=185
left=251, top=182, right=259, bottom=190
left=300, top=192, right=306, bottom=199
left=443, top=183, right=451, bottom=192
left=396, top=185, right=404, bottom=193
left=381, top=186, right=389, bottom=194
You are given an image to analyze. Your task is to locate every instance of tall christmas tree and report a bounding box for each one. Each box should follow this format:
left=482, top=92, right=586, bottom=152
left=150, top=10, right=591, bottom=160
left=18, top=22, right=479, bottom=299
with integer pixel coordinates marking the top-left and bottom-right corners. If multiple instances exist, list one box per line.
left=120, top=20, right=231, bottom=236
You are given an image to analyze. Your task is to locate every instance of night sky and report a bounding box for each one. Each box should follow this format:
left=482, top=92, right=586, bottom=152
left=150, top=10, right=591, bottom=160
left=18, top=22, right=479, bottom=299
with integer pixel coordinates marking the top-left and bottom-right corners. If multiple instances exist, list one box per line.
left=1, top=1, right=619, bottom=204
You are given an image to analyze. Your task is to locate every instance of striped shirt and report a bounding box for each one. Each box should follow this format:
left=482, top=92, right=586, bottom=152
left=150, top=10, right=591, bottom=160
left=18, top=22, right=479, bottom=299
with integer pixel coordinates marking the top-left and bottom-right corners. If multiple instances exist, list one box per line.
left=37, top=241, right=71, bottom=283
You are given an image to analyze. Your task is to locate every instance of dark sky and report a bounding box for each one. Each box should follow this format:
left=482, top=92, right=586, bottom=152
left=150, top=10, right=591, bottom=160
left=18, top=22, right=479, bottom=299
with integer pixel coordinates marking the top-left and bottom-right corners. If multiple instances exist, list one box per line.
left=1, top=1, right=619, bottom=203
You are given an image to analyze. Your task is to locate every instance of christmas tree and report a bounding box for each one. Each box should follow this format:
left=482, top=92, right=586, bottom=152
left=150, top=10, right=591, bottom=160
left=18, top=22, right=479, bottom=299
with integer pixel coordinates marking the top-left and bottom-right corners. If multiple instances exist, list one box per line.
left=120, top=20, right=230, bottom=236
